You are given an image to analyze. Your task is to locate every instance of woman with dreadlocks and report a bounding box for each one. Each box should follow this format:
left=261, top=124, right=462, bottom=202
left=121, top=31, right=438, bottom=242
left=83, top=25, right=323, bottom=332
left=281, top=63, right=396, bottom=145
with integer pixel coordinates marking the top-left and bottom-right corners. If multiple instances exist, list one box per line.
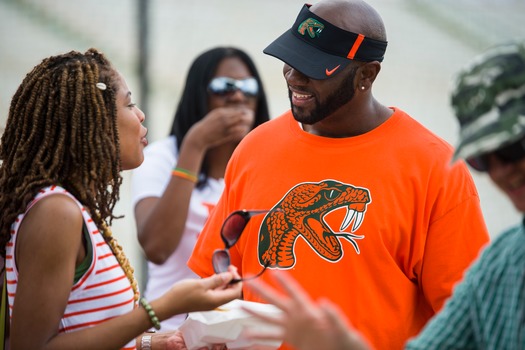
left=0, top=48, right=242, bottom=350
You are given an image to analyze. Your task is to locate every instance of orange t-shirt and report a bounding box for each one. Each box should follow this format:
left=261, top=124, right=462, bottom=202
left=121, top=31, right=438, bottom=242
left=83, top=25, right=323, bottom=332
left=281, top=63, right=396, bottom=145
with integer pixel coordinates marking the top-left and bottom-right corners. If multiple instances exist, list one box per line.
left=188, top=108, right=489, bottom=350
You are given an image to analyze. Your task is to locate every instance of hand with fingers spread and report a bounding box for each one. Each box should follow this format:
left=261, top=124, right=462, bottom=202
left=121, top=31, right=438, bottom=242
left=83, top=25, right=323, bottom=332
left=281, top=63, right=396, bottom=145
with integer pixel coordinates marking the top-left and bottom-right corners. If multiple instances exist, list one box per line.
left=243, top=272, right=372, bottom=350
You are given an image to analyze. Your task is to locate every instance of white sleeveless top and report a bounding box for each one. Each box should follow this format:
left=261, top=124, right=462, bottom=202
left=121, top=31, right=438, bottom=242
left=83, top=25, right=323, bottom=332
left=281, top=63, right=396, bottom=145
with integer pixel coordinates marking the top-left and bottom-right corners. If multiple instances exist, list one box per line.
left=5, top=185, right=137, bottom=349
left=131, top=136, right=225, bottom=330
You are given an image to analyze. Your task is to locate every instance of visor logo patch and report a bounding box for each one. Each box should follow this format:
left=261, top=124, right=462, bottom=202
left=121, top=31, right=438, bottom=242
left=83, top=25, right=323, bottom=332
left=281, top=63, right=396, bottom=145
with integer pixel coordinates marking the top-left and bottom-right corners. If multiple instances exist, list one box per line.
left=298, top=18, right=324, bottom=38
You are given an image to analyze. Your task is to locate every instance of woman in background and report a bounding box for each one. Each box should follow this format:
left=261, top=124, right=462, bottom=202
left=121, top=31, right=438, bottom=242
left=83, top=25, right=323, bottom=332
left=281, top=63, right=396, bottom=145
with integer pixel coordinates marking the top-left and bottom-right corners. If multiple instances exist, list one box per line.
left=131, top=46, right=270, bottom=330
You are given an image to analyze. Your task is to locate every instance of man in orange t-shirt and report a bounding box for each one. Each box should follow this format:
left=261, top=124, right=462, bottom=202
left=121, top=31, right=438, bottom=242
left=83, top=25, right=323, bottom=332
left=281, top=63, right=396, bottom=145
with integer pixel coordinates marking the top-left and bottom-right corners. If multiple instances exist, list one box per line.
left=188, top=1, right=489, bottom=349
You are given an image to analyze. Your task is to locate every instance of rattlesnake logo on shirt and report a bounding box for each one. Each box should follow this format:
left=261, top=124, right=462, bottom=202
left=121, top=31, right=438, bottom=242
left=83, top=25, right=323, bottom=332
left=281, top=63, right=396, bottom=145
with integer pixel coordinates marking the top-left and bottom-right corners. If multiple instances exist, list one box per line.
left=257, top=180, right=371, bottom=269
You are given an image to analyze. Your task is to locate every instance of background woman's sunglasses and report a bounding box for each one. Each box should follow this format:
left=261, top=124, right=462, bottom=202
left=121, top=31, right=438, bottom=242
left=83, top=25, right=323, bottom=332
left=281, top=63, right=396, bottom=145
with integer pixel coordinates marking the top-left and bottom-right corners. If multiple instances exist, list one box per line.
left=466, top=137, right=525, bottom=172
left=207, top=77, right=259, bottom=97
left=212, top=209, right=271, bottom=283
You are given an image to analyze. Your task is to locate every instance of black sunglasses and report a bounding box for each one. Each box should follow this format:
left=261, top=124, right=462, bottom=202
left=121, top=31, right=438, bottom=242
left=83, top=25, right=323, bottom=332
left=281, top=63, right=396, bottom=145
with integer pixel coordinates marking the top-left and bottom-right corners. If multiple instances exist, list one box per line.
left=466, top=137, right=525, bottom=172
left=207, top=77, right=259, bottom=97
left=212, top=209, right=271, bottom=283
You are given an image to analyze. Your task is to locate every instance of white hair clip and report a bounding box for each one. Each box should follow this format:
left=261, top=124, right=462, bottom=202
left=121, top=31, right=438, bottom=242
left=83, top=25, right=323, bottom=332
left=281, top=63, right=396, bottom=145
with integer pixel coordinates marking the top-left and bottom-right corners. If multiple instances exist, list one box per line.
left=96, top=82, right=107, bottom=90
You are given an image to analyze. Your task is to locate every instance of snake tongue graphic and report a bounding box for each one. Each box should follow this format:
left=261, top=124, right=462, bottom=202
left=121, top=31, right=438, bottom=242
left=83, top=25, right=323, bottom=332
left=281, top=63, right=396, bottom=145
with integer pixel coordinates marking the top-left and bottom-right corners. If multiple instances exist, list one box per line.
left=341, top=208, right=364, bottom=232
left=259, top=180, right=371, bottom=266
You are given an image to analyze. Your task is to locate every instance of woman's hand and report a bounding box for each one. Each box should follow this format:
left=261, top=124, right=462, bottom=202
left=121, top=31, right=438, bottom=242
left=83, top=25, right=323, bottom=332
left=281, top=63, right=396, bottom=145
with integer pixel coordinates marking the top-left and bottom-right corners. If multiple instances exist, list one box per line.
left=186, top=106, right=255, bottom=151
left=154, top=266, right=242, bottom=320
left=147, top=267, right=241, bottom=350
left=145, top=331, right=227, bottom=350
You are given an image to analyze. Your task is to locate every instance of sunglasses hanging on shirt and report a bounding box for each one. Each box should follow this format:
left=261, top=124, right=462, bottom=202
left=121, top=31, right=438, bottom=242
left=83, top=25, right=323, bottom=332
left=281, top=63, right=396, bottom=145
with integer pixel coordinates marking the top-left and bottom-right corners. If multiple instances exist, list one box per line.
left=212, top=209, right=272, bottom=283
left=207, top=77, right=259, bottom=97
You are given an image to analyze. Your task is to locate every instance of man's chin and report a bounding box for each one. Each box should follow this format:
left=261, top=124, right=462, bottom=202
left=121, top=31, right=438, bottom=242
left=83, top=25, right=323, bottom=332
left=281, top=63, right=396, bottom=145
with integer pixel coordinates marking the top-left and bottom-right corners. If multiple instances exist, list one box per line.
left=291, top=109, right=317, bottom=125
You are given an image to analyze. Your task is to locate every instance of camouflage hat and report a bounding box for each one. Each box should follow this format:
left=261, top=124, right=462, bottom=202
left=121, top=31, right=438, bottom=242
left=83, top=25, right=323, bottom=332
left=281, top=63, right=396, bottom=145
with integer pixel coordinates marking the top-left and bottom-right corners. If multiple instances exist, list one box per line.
left=452, top=41, right=525, bottom=162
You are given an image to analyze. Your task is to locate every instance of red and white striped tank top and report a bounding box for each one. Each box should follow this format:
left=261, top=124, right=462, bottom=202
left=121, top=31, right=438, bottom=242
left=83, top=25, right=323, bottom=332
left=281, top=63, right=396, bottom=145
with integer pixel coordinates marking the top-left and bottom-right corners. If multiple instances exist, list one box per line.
left=5, top=185, right=137, bottom=349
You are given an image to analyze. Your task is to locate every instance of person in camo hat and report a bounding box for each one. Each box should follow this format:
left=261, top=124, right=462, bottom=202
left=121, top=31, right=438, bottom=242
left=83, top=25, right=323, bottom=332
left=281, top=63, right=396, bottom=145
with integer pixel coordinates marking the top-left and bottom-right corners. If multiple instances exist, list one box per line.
left=402, top=41, right=525, bottom=349
left=452, top=41, right=525, bottom=173
left=403, top=39, right=525, bottom=349
left=241, top=41, right=525, bottom=350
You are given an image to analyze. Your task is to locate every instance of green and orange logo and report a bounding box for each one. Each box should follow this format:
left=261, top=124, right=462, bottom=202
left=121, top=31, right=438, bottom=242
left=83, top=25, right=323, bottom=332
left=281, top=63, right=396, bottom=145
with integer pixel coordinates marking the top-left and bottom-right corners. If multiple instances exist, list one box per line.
left=257, top=180, right=371, bottom=269
left=297, top=18, right=324, bottom=38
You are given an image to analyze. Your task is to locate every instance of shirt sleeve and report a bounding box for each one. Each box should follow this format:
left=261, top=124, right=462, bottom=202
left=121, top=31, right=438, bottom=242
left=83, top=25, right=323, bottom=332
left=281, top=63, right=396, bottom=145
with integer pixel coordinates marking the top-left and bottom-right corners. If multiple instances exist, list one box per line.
left=415, top=162, right=489, bottom=312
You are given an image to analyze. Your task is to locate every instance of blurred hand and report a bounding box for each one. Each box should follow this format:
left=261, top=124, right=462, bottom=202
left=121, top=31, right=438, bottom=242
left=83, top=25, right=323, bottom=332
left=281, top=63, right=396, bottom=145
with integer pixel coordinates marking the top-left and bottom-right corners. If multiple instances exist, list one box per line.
left=242, top=271, right=373, bottom=350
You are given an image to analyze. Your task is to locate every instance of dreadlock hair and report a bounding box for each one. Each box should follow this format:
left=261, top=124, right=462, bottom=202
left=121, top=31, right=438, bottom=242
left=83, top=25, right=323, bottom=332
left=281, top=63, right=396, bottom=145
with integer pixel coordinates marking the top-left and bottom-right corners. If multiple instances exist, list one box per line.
left=0, top=48, right=139, bottom=300
left=170, top=46, right=271, bottom=188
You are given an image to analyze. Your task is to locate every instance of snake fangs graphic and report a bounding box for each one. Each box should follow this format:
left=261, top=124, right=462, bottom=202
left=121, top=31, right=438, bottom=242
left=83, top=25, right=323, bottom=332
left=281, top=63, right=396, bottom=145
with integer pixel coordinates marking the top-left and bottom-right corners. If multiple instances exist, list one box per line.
left=258, top=180, right=371, bottom=268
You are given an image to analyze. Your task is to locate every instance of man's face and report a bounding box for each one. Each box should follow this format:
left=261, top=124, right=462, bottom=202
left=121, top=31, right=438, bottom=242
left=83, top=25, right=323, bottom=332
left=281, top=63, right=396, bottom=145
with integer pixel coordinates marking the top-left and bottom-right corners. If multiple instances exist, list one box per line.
left=283, top=63, right=358, bottom=125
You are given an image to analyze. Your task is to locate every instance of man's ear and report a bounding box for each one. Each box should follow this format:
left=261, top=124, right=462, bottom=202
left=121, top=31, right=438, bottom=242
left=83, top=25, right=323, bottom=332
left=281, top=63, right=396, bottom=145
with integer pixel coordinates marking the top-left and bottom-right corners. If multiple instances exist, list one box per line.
left=357, top=61, right=381, bottom=90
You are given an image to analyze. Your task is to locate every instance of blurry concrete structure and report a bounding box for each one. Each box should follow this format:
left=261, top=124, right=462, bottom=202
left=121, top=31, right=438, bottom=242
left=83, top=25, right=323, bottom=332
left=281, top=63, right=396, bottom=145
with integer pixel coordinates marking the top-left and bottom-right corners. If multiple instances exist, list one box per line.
left=1, top=0, right=524, bottom=287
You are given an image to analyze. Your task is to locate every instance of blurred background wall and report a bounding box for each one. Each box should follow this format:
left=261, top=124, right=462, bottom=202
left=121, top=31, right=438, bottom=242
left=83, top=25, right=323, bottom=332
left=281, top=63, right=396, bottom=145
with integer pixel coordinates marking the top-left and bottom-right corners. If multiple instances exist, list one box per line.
left=1, top=0, right=524, bottom=288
